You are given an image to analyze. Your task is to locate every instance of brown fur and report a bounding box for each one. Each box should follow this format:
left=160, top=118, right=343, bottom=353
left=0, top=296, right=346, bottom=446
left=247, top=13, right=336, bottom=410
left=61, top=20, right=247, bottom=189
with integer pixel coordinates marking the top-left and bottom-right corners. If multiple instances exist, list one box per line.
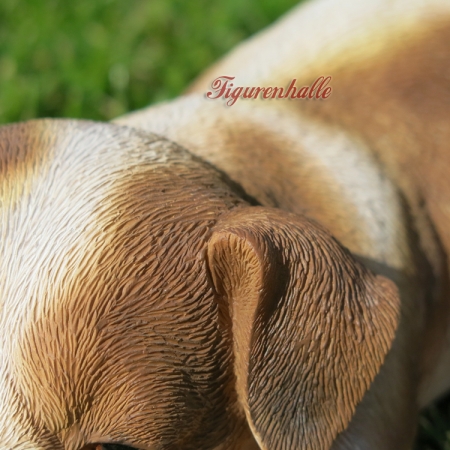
left=0, top=121, right=254, bottom=449
left=3, top=0, right=450, bottom=449
left=160, top=0, right=450, bottom=404
left=218, top=14, right=450, bottom=406
left=208, top=207, right=401, bottom=450
left=294, top=19, right=450, bottom=404
left=115, top=0, right=450, bottom=447
left=0, top=120, right=404, bottom=449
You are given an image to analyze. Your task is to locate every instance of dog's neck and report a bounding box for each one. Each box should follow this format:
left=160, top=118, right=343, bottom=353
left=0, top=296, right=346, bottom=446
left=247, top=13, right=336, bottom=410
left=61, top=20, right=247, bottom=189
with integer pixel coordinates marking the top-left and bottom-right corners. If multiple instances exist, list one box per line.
left=117, top=98, right=412, bottom=275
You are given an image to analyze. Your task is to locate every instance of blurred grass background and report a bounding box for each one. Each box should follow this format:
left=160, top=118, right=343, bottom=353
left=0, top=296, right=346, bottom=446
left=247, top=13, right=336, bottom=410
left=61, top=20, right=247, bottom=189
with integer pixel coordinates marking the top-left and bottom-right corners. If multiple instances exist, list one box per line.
left=0, top=0, right=305, bottom=124
left=0, top=0, right=449, bottom=448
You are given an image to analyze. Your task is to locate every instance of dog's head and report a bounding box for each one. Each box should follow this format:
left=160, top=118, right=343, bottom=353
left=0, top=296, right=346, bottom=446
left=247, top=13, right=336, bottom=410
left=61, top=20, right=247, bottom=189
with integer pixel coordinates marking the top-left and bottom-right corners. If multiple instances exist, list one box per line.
left=0, top=120, right=400, bottom=450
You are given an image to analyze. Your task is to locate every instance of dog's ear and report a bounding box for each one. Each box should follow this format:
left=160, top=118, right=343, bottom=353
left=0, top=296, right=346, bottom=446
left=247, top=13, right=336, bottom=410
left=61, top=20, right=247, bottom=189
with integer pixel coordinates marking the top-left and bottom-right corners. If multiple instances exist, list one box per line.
left=207, top=207, right=400, bottom=450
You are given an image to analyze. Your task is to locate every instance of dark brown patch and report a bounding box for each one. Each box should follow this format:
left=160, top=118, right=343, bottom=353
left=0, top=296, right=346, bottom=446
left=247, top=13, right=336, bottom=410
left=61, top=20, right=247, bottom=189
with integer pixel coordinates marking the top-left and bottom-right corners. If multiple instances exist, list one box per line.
left=13, top=136, right=254, bottom=449
left=0, top=120, right=98, bottom=199
left=0, top=120, right=49, bottom=177
left=208, top=207, right=401, bottom=450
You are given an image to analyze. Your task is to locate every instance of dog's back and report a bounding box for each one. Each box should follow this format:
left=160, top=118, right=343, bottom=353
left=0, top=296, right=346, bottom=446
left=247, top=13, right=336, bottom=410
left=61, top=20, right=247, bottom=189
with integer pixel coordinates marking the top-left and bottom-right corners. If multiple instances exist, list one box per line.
left=115, top=0, right=450, bottom=447
left=2, top=0, right=450, bottom=449
left=186, top=0, right=450, bottom=405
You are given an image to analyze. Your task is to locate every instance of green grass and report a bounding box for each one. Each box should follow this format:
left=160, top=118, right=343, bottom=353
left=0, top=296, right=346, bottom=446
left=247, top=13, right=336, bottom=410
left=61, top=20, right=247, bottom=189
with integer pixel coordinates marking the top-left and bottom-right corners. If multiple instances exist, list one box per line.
left=1, top=0, right=449, bottom=448
left=0, top=0, right=301, bottom=123
left=416, top=393, right=450, bottom=450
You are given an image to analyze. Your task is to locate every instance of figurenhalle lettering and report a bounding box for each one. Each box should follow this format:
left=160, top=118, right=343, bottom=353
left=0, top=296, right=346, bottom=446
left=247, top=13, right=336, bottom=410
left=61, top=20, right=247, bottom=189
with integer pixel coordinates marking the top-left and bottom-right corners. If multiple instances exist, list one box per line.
left=206, top=75, right=332, bottom=106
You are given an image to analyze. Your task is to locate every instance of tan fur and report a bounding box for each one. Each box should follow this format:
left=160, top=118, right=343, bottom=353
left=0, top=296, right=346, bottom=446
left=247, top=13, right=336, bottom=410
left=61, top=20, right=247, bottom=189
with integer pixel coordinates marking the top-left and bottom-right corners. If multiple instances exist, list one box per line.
left=0, top=120, right=405, bottom=449
left=183, top=0, right=450, bottom=406
left=2, top=0, right=450, bottom=449
left=118, top=96, right=429, bottom=448
left=208, top=208, right=401, bottom=450
left=0, top=121, right=255, bottom=449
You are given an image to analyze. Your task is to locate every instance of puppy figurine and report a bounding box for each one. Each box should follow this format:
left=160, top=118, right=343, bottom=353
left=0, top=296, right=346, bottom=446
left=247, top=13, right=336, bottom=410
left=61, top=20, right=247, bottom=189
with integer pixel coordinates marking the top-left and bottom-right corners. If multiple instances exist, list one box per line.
left=1, top=0, right=450, bottom=449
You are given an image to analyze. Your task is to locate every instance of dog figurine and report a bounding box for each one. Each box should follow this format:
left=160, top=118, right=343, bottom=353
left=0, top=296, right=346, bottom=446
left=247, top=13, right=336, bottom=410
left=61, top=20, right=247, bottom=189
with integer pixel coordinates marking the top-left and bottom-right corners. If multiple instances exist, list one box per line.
left=1, top=0, right=450, bottom=448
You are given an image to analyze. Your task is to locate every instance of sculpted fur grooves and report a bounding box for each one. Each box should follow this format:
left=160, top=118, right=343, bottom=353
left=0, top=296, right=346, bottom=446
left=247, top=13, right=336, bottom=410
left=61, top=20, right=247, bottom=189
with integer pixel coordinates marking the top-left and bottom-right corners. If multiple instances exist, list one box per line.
left=207, top=208, right=399, bottom=450
left=4, top=1, right=450, bottom=449
left=0, top=120, right=252, bottom=449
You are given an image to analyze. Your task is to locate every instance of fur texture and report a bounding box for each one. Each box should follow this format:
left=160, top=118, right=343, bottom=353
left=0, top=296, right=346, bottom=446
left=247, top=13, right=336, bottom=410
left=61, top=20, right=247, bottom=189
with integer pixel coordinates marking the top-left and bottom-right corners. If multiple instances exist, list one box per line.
left=2, top=0, right=450, bottom=449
